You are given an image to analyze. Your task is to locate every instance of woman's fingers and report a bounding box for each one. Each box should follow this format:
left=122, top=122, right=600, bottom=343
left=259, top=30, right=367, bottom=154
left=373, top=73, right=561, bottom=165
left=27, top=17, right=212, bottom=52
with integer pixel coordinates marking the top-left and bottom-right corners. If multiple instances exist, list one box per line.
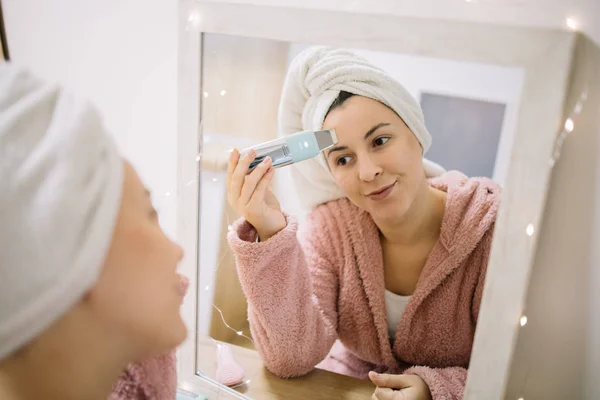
left=369, top=372, right=412, bottom=390
left=226, top=148, right=240, bottom=205
left=373, top=388, right=405, bottom=400
left=248, top=166, right=275, bottom=208
left=239, top=156, right=272, bottom=205
left=226, top=148, right=239, bottom=188
left=228, top=149, right=256, bottom=205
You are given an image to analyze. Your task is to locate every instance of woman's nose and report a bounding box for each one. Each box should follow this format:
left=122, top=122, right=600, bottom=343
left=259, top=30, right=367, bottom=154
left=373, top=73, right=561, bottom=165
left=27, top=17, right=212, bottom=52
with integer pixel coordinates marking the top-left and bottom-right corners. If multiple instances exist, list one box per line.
left=358, top=156, right=383, bottom=182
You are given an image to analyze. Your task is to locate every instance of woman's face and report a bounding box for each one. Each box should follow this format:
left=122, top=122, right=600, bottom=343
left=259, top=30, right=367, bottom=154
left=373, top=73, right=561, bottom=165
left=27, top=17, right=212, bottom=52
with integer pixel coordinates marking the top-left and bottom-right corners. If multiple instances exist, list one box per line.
left=87, top=162, right=187, bottom=357
left=323, top=96, right=425, bottom=223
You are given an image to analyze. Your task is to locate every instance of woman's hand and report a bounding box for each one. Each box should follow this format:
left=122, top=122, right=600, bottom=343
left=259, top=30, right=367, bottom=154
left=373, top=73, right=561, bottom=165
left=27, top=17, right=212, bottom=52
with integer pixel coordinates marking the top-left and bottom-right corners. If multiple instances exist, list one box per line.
left=227, top=148, right=286, bottom=241
left=369, top=372, right=432, bottom=400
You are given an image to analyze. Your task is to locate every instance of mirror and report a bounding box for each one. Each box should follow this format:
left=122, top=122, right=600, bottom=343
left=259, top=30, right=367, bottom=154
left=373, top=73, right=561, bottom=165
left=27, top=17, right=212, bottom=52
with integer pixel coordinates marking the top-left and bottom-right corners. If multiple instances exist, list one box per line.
left=176, top=3, right=574, bottom=399
left=196, top=33, right=520, bottom=394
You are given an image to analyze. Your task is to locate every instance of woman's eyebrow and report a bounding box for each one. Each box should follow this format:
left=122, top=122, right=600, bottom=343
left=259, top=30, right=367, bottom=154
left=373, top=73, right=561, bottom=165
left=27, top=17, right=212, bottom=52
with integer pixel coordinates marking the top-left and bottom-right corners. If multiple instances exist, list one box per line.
left=326, top=122, right=391, bottom=157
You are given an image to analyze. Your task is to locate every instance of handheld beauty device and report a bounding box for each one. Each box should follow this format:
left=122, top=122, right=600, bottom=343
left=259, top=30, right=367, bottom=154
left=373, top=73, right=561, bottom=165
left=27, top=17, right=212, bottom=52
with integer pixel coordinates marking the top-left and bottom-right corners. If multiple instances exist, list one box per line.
left=242, top=129, right=338, bottom=172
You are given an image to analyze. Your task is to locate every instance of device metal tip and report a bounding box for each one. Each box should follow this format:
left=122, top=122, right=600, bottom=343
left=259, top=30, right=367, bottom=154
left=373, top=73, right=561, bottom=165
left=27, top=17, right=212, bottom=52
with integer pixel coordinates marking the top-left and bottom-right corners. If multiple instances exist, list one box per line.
left=314, top=129, right=338, bottom=151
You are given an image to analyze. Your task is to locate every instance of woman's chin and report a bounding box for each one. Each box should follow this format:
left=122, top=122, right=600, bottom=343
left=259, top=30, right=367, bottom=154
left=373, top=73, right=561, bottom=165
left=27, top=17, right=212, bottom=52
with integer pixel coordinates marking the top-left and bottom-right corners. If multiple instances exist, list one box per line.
left=367, top=198, right=407, bottom=222
left=168, top=314, right=189, bottom=347
left=145, top=314, right=188, bottom=356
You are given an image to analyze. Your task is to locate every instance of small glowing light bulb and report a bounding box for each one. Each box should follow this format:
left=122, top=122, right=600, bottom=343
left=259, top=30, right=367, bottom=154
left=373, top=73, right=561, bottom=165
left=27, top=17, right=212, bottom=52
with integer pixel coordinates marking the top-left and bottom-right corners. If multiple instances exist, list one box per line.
left=212, top=177, right=218, bottom=182
left=187, top=10, right=201, bottom=31
left=520, top=316, right=528, bottom=326
left=526, top=224, right=534, bottom=237
left=196, top=155, right=201, bottom=162
left=188, top=11, right=200, bottom=22
left=204, top=285, right=210, bottom=291
left=203, top=92, right=209, bottom=98
left=236, top=331, right=243, bottom=336
left=220, top=90, right=227, bottom=96
left=227, top=225, right=232, bottom=231
left=564, top=118, right=574, bottom=133
left=566, top=17, right=577, bottom=31
left=164, top=192, right=171, bottom=197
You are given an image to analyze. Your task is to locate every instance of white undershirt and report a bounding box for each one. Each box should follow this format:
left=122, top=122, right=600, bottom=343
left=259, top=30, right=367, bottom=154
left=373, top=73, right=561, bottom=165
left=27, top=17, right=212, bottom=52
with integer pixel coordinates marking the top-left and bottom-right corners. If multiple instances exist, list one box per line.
left=385, top=289, right=412, bottom=338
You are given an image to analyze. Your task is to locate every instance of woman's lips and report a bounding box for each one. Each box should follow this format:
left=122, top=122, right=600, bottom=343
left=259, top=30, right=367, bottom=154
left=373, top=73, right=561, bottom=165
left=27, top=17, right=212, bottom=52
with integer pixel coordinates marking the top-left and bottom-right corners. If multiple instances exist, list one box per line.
left=366, top=181, right=396, bottom=201
left=176, top=274, right=189, bottom=298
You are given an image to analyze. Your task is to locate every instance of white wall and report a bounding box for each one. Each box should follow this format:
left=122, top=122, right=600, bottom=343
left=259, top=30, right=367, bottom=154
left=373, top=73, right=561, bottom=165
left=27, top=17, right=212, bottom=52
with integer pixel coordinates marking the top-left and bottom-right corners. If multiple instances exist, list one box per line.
left=2, top=0, right=179, bottom=238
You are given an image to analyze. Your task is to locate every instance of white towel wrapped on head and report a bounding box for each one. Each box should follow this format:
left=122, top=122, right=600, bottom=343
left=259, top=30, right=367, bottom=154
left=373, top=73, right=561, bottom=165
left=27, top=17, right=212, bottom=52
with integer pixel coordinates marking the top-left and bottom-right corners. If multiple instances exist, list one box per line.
left=0, top=64, right=124, bottom=360
left=278, top=46, right=445, bottom=212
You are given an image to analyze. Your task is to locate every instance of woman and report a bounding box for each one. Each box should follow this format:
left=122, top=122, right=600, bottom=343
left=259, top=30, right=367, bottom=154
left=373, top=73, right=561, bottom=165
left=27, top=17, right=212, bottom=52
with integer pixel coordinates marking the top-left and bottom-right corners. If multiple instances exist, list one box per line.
left=0, top=64, right=187, bottom=399
left=226, top=47, right=499, bottom=400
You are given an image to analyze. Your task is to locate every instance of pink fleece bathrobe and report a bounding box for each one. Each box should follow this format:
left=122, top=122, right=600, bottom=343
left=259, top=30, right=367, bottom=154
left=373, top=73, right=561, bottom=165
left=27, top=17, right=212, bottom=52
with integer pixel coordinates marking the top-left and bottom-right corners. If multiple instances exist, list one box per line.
left=109, top=352, right=178, bottom=400
left=227, top=171, right=500, bottom=400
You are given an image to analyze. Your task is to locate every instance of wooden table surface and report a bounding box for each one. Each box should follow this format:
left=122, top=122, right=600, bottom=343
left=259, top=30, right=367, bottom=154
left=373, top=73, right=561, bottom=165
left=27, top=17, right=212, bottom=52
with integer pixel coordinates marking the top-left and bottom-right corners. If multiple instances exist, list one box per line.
left=187, top=337, right=375, bottom=400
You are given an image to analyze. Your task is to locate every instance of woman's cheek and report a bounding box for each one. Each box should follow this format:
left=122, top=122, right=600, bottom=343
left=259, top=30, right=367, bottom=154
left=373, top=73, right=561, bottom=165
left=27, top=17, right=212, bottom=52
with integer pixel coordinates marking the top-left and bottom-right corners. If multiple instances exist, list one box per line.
left=333, top=170, right=351, bottom=191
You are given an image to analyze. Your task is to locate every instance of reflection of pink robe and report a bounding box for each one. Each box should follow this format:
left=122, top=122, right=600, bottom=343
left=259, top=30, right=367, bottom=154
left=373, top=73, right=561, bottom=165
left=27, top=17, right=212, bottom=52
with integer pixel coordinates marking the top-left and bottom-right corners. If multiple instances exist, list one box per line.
left=109, top=276, right=189, bottom=400
left=228, top=172, right=500, bottom=400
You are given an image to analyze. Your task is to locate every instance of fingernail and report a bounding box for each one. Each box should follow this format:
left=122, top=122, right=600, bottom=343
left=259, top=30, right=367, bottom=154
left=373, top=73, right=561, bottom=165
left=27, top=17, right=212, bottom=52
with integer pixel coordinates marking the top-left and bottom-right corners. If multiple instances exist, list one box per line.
left=370, top=371, right=379, bottom=377
left=262, top=156, right=272, bottom=164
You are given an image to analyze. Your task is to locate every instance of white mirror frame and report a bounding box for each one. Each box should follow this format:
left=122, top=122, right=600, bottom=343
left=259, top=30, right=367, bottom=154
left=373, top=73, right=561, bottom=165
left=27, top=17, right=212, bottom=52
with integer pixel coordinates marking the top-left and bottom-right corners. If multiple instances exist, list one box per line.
left=176, top=2, right=575, bottom=398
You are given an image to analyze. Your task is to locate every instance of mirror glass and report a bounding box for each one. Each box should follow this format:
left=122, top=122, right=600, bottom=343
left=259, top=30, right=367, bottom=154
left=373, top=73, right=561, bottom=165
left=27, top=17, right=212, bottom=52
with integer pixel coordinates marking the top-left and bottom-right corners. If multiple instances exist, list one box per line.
left=196, top=32, right=524, bottom=395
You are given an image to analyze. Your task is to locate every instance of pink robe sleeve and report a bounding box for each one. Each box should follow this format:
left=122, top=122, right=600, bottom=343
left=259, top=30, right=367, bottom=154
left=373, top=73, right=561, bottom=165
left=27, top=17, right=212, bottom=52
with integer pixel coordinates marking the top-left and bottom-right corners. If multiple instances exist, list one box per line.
left=402, top=365, right=467, bottom=400
left=228, top=212, right=339, bottom=378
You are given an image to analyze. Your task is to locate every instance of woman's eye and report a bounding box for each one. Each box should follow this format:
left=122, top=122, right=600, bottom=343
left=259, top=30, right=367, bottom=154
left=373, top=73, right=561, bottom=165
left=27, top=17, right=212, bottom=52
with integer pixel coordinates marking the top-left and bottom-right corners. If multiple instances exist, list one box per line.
left=374, top=137, right=390, bottom=147
left=336, top=156, right=352, bottom=166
